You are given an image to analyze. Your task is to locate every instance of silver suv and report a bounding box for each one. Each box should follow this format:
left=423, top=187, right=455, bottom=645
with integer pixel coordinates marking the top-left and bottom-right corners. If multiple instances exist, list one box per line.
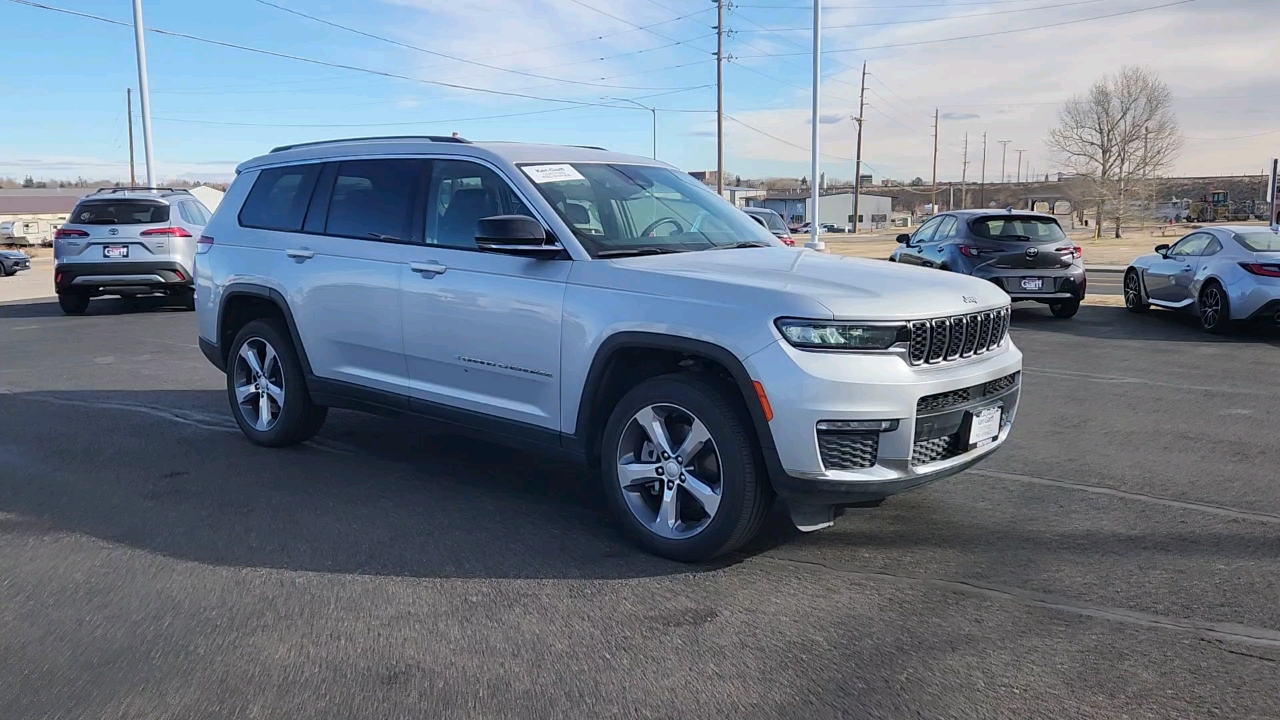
left=53, top=187, right=209, bottom=314
left=195, top=136, right=1023, bottom=561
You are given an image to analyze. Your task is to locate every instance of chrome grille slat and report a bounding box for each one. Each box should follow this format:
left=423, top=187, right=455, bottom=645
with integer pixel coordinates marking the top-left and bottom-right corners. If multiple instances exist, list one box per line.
left=905, top=306, right=1010, bottom=366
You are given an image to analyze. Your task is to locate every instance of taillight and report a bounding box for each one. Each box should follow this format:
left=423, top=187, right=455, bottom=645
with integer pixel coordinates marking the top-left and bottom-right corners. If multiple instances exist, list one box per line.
left=1057, top=245, right=1083, bottom=260
left=140, top=227, right=193, bottom=237
left=54, top=227, right=88, bottom=239
left=781, top=236, right=794, bottom=246
left=196, top=235, right=215, bottom=254
left=959, top=245, right=981, bottom=258
left=1240, top=262, right=1280, bottom=277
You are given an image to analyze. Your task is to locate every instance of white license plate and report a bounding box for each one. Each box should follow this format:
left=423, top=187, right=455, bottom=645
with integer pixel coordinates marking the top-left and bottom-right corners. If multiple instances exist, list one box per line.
left=1020, top=277, right=1043, bottom=291
left=967, top=405, right=1003, bottom=449
left=104, top=245, right=129, bottom=259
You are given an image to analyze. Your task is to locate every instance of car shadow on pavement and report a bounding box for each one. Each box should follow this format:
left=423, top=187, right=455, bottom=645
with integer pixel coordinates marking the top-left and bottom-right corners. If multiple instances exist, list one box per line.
left=0, top=297, right=188, bottom=319
left=1011, top=304, right=1280, bottom=345
left=0, top=389, right=761, bottom=580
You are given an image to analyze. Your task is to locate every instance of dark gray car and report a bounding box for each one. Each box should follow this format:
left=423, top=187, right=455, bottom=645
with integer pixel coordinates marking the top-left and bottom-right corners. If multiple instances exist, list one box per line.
left=890, top=210, right=1086, bottom=318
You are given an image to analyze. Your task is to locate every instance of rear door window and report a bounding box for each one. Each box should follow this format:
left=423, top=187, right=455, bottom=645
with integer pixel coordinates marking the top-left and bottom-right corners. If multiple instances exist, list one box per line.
left=71, top=200, right=169, bottom=225
left=321, top=159, right=423, bottom=243
left=238, top=164, right=321, bottom=232
left=175, top=201, right=198, bottom=225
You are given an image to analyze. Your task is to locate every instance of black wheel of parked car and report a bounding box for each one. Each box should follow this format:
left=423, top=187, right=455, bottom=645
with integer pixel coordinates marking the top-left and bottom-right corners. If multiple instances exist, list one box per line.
left=57, top=292, right=90, bottom=315
left=1123, top=270, right=1149, bottom=313
left=1049, top=299, right=1080, bottom=318
left=226, top=319, right=328, bottom=447
left=1198, top=281, right=1230, bottom=334
left=600, top=373, right=773, bottom=562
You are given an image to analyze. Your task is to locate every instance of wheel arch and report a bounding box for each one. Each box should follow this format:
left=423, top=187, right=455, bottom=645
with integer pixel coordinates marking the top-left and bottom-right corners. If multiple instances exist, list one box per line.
left=215, top=283, right=312, bottom=376
left=1126, top=266, right=1151, bottom=304
left=570, top=332, right=776, bottom=471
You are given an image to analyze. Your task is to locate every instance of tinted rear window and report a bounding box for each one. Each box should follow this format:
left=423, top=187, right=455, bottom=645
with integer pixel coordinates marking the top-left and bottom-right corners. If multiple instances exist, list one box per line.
left=325, top=159, right=420, bottom=241
left=239, top=164, right=321, bottom=232
left=971, top=216, right=1066, bottom=242
left=1233, top=231, right=1280, bottom=252
left=748, top=210, right=786, bottom=232
left=71, top=201, right=169, bottom=225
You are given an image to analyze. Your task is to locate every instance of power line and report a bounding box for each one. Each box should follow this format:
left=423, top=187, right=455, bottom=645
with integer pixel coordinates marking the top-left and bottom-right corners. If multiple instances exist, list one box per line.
left=732, top=1, right=1196, bottom=57
left=251, top=0, right=710, bottom=92
left=6, top=0, right=684, bottom=113
left=725, top=115, right=856, bottom=162
left=736, top=0, right=1101, bottom=8
left=561, top=0, right=714, bottom=56
left=736, top=0, right=1108, bottom=31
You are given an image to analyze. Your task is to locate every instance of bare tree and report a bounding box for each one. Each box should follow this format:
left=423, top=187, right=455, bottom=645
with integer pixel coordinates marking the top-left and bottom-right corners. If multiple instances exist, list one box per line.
left=1047, top=65, right=1182, bottom=238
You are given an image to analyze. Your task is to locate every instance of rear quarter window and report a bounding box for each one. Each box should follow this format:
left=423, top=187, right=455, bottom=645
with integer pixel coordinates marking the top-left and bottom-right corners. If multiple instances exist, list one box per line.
left=70, top=201, right=170, bottom=225
left=238, top=164, right=321, bottom=232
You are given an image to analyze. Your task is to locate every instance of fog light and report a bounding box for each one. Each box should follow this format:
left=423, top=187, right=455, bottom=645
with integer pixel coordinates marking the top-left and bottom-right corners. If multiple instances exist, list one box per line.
left=817, top=420, right=899, bottom=432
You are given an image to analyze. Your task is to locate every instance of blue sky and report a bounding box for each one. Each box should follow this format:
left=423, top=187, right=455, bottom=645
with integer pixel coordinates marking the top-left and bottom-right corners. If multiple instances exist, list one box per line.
left=3, top=0, right=1277, bottom=183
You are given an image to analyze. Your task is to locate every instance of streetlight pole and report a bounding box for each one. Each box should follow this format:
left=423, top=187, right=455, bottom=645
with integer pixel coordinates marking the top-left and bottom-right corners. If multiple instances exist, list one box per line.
left=605, top=97, right=657, bottom=159
left=131, top=0, right=156, bottom=187
left=807, top=0, right=823, bottom=250
left=998, top=139, right=1011, bottom=184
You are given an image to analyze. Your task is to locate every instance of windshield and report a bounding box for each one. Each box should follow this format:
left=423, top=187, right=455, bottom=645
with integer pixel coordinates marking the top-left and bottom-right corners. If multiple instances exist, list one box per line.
left=70, top=200, right=170, bottom=225
left=748, top=209, right=787, bottom=232
left=519, top=163, right=777, bottom=256
left=1233, top=231, right=1280, bottom=252
left=971, top=216, right=1066, bottom=242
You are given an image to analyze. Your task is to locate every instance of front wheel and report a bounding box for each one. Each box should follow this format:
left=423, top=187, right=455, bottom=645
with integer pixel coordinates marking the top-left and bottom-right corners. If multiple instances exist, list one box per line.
left=600, top=373, right=772, bottom=562
left=1049, top=299, right=1080, bottom=318
left=1124, top=270, right=1149, bottom=313
left=1198, top=282, right=1230, bottom=334
left=1, top=264, right=15, bottom=277
left=226, top=319, right=327, bottom=446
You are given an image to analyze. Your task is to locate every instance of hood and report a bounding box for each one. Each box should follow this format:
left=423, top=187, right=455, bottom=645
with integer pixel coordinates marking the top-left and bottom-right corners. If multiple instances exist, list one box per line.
left=0, top=250, right=28, bottom=259
left=606, top=247, right=1010, bottom=320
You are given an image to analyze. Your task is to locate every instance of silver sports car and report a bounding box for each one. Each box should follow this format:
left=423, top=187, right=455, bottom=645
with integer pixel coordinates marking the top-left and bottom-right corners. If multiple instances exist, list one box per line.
left=1124, top=226, right=1280, bottom=332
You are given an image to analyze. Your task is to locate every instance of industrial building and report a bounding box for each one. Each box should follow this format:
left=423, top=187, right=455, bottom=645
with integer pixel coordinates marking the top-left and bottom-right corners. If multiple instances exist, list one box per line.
left=749, top=191, right=893, bottom=231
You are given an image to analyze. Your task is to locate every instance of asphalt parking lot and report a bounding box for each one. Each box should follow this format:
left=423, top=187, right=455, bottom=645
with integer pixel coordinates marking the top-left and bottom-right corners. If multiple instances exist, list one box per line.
left=2, top=298, right=1278, bottom=719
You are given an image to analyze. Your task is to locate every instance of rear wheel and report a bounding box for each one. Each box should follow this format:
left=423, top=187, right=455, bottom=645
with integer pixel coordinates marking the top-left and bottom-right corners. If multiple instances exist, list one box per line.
left=226, top=319, right=327, bottom=446
left=1198, top=281, right=1230, bottom=334
left=1049, top=299, right=1080, bottom=318
left=58, top=292, right=90, bottom=315
left=601, top=373, right=772, bottom=562
left=1123, top=270, right=1149, bottom=313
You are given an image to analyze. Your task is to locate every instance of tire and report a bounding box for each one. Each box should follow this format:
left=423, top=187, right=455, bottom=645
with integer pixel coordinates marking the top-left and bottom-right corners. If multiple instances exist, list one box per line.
left=1123, top=270, right=1149, bottom=313
left=1197, top=281, right=1230, bottom=334
left=1049, top=299, right=1080, bottom=318
left=600, top=373, right=773, bottom=562
left=1, top=263, right=14, bottom=277
left=226, top=319, right=327, bottom=447
left=57, top=292, right=90, bottom=315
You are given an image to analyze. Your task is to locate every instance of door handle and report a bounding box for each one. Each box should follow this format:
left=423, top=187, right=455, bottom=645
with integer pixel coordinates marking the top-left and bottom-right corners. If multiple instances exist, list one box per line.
left=1182, top=265, right=1193, bottom=271
left=410, top=261, right=448, bottom=276
left=285, top=248, right=314, bottom=261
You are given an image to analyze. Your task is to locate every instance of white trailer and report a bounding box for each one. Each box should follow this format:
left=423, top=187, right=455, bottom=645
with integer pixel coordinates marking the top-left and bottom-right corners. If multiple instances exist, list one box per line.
left=0, top=218, right=54, bottom=246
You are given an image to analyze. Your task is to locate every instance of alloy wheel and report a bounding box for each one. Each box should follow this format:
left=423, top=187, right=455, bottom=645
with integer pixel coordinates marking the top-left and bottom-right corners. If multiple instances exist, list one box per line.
left=1201, top=286, right=1222, bottom=329
left=233, top=337, right=285, bottom=431
left=615, top=403, right=723, bottom=540
left=1124, top=272, right=1141, bottom=308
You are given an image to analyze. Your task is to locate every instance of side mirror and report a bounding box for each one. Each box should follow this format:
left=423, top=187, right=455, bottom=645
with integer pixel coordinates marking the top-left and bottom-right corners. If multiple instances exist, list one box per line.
left=475, top=215, right=563, bottom=259
left=1154, top=243, right=1170, bottom=257
left=896, top=233, right=912, bottom=244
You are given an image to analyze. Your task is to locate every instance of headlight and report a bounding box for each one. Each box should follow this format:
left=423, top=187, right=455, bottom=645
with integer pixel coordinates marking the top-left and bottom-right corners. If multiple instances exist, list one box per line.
left=775, top=319, right=907, bottom=350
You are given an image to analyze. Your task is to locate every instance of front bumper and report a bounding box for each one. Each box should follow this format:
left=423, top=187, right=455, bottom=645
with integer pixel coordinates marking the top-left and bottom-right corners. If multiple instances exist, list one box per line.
left=974, top=264, right=1086, bottom=302
left=55, top=261, right=193, bottom=295
left=744, top=337, right=1022, bottom=523
left=2, top=256, right=30, bottom=273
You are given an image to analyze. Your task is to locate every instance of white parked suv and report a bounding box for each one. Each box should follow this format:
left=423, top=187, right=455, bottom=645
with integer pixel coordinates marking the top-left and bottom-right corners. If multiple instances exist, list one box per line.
left=195, top=136, right=1022, bottom=561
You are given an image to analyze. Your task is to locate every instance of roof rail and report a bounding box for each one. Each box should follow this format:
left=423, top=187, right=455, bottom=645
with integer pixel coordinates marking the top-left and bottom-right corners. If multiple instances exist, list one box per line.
left=91, top=186, right=181, bottom=195
left=573, top=145, right=609, bottom=151
left=270, top=135, right=471, bottom=153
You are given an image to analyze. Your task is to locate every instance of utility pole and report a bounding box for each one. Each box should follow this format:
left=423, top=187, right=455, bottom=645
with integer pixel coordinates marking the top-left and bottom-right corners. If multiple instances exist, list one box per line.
left=979, top=132, right=987, bottom=208
left=1269, top=158, right=1278, bottom=230
left=1015, top=149, right=1026, bottom=184
left=960, top=132, right=969, bottom=210
left=931, top=108, right=939, bottom=215
left=807, top=0, right=823, bottom=250
left=998, top=139, right=1011, bottom=184
left=131, top=0, right=156, bottom=187
left=851, top=61, right=866, bottom=234
left=1141, top=126, right=1151, bottom=229
left=126, top=88, right=136, bottom=186
left=715, top=0, right=724, bottom=197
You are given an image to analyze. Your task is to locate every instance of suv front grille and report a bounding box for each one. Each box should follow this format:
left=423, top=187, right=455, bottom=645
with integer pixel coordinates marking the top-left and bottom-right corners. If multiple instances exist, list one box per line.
left=917, top=372, right=1020, bottom=415
left=907, top=307, right=1010, bottom=366
left=818, top=432, right=879, bottom=471
left=911, top=435, right=963, bottom=465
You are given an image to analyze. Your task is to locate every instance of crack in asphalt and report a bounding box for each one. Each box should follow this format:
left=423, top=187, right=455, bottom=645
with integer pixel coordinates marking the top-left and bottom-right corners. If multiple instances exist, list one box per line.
left=971, top=469, right=1280, bottom=525
left=755, top=555, right=1280, bottom=651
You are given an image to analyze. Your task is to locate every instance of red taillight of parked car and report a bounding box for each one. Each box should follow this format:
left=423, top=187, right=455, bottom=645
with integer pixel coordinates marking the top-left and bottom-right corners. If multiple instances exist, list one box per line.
left=959, top=245, right=981, bottom=258
left=140, top=227, right=194, bottom=237
left=196, top=235, right=215, bottom=254
left=1240, top=262, right=1280, bottom=277
left=780, top=235, right=794, bottom=246
left=54, top=227, right=89, bottom=239
left=1055, top=245, right=1083, bottom=259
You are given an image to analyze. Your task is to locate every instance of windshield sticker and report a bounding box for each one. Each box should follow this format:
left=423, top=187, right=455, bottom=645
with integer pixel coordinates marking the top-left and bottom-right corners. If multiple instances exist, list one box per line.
left=522, top=164, right=586, bottom=184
